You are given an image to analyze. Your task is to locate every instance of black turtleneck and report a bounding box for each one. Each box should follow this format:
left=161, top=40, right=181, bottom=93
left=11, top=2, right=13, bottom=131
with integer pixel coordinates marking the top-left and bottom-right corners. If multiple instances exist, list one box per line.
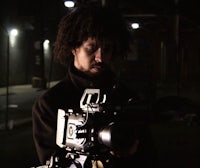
left=68, top=63, right=116, bottom=90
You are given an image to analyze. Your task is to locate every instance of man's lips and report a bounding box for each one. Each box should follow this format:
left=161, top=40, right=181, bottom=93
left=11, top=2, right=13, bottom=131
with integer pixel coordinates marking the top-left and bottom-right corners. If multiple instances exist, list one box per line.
left=92, top=65, right=102, bottom=69
left=91, top=63, right=104, bottom=69
left=90, top=64, right=104, bottom=73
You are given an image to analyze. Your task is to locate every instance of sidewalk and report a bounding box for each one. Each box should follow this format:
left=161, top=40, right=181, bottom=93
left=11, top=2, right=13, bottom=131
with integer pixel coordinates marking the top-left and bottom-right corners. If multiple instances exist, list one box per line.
left=0, top=81, right=59, bottom=95
left=0, top=81, right=59, bottom=130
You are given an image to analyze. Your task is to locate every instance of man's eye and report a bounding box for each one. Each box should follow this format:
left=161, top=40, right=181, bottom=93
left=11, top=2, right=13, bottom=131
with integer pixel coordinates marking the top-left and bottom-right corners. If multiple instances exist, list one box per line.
left=85, top=47, right=97, bottom=54
left=85, top=49, right=93, bottom=54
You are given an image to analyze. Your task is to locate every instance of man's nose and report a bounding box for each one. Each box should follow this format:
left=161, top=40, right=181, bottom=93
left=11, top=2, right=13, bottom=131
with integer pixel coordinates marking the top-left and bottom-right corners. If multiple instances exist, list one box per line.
left=94, top=48, right=102, bottom=62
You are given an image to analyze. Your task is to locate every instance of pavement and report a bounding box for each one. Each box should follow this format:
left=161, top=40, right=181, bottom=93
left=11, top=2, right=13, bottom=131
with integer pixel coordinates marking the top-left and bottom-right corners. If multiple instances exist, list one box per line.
left=0, top=81, right=60, bottom=168
left=0, top=81, right=59, bottom=94
left=0, top=81, right=59, bottom=130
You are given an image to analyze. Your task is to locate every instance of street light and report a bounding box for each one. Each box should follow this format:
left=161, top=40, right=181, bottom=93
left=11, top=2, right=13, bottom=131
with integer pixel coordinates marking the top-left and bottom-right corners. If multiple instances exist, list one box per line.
left=43, top=39, right=53, bottom=89
left=5, top=27, right=18, bottom=129
left=64, top=0, right=75, bottom=8
left=1, top=23, right=19, bottom=130
left=131, top=23, right=140, bottom=29
left=43, top=39, right=50, bottom=50
left=9, top=28, right=19, bottom=47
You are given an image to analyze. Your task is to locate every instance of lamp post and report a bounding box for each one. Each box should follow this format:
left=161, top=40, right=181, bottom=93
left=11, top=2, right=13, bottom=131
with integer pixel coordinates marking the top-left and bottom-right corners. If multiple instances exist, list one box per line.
left=0, top=25, right=9, bottom=130
left=0, top=26, right=18, bottom=130
left=5, top=28, right=10, bottom=130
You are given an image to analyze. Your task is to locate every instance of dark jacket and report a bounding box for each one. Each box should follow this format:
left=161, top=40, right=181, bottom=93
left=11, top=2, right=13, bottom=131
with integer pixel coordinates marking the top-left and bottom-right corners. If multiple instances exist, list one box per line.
left=32, top=64, right=158, bottom=168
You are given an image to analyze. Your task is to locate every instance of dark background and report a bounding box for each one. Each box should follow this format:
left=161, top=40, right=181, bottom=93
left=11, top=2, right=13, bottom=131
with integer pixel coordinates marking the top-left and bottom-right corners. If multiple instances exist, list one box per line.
left=0, top=0, right=200, bottom=168
left=1, top=0, right=200, bottom=101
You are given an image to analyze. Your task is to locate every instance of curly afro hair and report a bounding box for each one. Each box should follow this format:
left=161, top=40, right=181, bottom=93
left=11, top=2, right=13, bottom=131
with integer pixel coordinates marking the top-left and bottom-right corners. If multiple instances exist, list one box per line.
left=53, top=5, right=131, bottom=64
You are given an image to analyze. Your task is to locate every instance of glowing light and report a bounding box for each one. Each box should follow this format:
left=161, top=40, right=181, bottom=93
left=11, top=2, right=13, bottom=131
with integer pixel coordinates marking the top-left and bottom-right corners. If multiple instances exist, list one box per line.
left=10, top=29, right=18, bottom=36
left=131, top=23, right=140, bottom=29
left=9, top=28, right=18, bottom=47
left=64, top=0, right=75, bottom=8
left=43, top=39, right=50, bottom=50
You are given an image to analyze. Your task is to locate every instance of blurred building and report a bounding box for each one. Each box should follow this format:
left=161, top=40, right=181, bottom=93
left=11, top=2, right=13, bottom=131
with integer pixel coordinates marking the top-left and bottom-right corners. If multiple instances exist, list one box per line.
left=0, top=0, right=200, bottom=102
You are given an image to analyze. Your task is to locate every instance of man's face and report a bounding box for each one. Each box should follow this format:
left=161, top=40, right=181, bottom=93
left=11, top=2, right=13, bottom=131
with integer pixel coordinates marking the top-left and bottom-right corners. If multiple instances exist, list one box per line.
left=72, top=37, right=112, bottom=77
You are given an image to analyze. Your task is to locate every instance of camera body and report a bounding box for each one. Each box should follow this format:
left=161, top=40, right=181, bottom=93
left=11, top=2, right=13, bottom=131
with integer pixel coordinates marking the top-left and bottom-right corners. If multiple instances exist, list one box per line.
left=49, top=88, right=141, bottom=168
left=56, top=89, right=118, bottom=156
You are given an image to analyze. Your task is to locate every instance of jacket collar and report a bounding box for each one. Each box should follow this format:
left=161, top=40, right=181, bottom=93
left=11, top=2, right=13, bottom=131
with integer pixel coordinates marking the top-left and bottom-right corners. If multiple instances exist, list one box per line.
left=68, top=63, right=116, bottom=90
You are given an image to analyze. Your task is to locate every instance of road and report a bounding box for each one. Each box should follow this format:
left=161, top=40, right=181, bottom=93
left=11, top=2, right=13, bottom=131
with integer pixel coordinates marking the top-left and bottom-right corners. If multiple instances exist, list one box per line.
left=0, top=122, right=40, bottom=168
left=0, top=86, right=45, bottom=168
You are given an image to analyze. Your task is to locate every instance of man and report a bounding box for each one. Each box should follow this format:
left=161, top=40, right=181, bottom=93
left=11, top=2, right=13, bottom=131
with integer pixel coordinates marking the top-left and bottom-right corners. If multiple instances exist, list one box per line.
left=32, top=4, right=158, bottom=168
